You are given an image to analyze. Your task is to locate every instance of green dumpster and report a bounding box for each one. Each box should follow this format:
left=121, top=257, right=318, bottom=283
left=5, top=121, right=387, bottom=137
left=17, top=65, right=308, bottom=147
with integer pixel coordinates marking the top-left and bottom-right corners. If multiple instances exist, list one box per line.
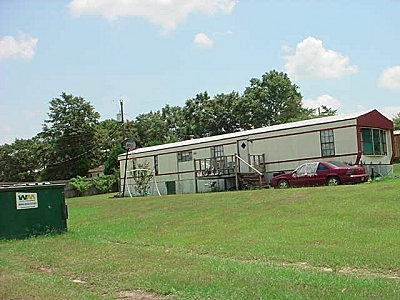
left=0, top=183, right=68, bottom=239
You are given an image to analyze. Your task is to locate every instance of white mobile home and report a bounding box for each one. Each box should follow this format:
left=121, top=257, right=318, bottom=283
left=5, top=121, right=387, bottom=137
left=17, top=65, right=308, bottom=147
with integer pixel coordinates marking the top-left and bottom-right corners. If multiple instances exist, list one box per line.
left=119, top=109, right=394, bottom=195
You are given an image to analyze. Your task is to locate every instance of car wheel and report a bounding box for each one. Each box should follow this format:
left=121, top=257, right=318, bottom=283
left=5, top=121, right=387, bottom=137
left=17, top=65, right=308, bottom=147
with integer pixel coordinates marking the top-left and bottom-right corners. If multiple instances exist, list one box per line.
left=327, top=176, right=340, bottom=186
left=277, top=179, right=290, bottom=189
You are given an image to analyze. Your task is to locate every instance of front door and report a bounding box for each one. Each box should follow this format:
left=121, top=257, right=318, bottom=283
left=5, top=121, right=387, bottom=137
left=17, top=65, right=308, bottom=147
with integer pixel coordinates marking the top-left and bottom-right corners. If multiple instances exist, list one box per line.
left=237, top=138, right=250, bottom=173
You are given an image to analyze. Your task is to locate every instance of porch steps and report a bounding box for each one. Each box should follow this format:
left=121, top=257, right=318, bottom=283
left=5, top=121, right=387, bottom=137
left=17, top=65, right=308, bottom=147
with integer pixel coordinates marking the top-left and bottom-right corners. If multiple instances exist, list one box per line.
left=239, top=173, right=269, bottom=189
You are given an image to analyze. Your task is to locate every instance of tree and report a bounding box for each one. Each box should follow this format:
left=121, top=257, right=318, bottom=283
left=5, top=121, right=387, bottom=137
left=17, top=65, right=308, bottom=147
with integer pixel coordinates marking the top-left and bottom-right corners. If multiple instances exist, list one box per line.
left=211, top=92, right=242, bottom=135
left=133, top=111, right=169, bottom=147
left=161, top=104, right=186, bottom=142
left=0, top=138, right=42, bottom=182
left=104, top=144, right=124, bottom=175
left=237, top=70, right=313, bottom=129
left=182, top=91, right=241, bottom=138
left=182, top=92, right=212, bottom=138
left=314, top=105, right=337, bottom=117
left=39, top=93, right=101, bottom=180
left=392, top=112, right=400, bottom=130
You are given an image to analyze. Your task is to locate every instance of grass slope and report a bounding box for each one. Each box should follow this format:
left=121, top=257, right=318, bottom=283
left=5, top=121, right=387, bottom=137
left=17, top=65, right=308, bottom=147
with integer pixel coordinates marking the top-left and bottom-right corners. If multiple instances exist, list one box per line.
left=1, top=167, right=400, bottom=299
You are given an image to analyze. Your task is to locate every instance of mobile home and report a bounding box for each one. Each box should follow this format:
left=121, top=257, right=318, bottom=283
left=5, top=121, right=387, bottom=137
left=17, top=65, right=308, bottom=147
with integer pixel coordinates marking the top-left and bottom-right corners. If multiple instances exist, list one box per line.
left=119, top=109, right=394, bottom=196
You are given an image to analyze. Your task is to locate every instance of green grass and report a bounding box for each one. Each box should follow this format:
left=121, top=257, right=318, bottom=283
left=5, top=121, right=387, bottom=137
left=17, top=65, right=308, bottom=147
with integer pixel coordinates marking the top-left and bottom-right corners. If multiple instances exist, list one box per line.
left=1, top=167, right=400, bottom=299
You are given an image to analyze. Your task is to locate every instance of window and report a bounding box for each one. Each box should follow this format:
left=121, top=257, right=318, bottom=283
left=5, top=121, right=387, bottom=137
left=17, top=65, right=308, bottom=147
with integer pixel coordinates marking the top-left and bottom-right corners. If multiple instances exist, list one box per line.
left=154, top=155, right=159, bottom=175
left=317, top=163, right=329, bottom=171
left=177, top=150, right=192, bottom=162
left=361, top=128, right=387, bottom=155
left=210, top=145, right=224, bottom=158
left=320, top=129, right=335, bottom=157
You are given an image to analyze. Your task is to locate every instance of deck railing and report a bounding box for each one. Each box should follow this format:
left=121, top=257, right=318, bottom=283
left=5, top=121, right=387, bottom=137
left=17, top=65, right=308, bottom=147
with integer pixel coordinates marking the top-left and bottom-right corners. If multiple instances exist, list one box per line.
left=194, top=155, right=236, bottom=177
left=194, top=154, right=265, bottom=177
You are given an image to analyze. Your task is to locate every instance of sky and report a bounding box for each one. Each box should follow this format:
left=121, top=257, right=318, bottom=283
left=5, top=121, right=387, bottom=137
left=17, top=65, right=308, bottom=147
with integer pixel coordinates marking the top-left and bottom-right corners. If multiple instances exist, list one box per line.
left=1, top=0, right=400, bottom=145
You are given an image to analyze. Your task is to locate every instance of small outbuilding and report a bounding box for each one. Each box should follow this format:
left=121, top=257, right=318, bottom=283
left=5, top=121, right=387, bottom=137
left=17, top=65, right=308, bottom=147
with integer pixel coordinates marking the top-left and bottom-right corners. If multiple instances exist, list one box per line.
left=119, top=109, right=395, bottom=196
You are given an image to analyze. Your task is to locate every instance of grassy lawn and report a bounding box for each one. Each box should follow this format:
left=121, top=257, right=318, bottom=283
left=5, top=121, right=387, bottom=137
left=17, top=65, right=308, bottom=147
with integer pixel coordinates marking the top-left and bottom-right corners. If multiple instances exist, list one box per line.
left=1, top=166, right=400, bottom=299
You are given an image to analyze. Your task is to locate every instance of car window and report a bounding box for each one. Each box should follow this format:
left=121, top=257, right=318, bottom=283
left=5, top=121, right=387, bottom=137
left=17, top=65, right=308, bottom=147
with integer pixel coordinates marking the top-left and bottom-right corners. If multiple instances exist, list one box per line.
left=295, top=164, right=307, bottom=176
left=295, top=163, right=318, bottom=176
left=305, top=162, right=318, bottom=175
left=317, top=163, right=329, bottom=171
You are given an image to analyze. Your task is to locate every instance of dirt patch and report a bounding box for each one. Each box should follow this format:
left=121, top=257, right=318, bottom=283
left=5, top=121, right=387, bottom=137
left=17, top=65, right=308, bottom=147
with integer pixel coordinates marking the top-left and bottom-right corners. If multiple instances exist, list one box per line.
left=338, top=266, right=400, bottom=280
left=32, top=266, right=52, bottom=273
left=118, top=290, right=165, bottom=300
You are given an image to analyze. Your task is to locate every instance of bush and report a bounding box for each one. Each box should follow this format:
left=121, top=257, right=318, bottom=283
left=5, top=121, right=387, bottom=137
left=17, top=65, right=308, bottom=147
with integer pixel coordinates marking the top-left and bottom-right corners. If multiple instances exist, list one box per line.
left=92, top=174, right=116, bottom=193
left=70, top=175, right=92, bottom=195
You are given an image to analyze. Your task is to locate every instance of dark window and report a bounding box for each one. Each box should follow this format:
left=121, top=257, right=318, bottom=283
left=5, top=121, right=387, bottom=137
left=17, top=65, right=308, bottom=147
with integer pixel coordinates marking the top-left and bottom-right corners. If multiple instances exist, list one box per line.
left=154, top=155, right=159, bottom=175
left=361, top=128, right=387, bottom=155
left=317, top=163, right=329, bottom=171
left=320, top=129, right=335, bottom=157
left=177, top=150, right=192, bottom=162
left=210, top=145, right=224, bottom=158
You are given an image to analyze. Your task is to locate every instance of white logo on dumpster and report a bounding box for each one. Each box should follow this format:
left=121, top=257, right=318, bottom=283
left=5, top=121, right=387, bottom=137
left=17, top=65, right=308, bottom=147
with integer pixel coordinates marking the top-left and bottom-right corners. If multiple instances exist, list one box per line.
left=16, top=192, right=38, bottom=210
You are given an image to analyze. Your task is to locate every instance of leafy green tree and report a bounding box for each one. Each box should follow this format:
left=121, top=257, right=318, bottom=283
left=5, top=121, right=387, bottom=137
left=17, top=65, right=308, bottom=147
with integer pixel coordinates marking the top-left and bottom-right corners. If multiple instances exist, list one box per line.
left=104, top=144, right=124, bottom=175
left=133, top=111, right=169, bottom=147
left=182, top=91, right=241, bottom=138
left=0, top=138, right=42, bottom=182
left=392, top=112, right=400, bottom=130
left=183, top=92, right=240, bottom=138
left=182, top=91, right=212, bottom=138
left=314, top=105, right=337, bottom=117
left=39, top=93, right=101, bottom=180
left=237, top=70, right=313, bottom=129
left=211, top=92, right=242, bottom=134
left=161, top=104, right=186, bottom=142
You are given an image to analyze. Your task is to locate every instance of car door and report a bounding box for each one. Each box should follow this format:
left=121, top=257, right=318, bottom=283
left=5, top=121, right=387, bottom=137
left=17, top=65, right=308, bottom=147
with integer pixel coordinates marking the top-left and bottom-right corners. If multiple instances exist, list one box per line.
left=314, top=162, right=330, bottom=186
left=303, top=162, right=319, bottom=186
left=290, top=163, right=309, bottom=187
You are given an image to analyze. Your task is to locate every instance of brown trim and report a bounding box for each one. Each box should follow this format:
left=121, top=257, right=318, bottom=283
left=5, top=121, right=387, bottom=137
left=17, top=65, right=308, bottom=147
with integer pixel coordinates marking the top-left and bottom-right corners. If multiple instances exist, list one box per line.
left=390, top=129, right=395, bottom=163
left=264, top=152, right=359, bottom=166
left=249, top=124, right=355, bottom=142
left=132, top=141, right=237, bottom=160
left=355, top=126, right=363, bottom=164
left=119, top=168, right=195, bottom=179
left=152, top=170, right=194, bottom=177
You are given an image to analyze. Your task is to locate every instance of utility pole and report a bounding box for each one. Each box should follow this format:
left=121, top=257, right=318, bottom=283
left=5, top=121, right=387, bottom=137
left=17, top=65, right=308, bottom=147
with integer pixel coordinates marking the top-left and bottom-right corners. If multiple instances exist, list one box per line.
left=119, top=99, right=125, bottom=123
left=120, top=98, right=125, bottom=138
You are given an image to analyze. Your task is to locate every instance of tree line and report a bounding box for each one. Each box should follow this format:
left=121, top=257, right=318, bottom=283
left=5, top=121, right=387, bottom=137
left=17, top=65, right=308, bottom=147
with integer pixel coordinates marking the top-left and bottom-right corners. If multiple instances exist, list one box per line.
left=1, top=70, right=398, bottom=182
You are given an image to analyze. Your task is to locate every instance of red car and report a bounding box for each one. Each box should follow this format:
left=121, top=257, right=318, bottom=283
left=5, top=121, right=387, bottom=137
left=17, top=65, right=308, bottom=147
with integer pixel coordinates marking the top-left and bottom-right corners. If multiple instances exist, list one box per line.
left=269, top=161, right=369, bottom=189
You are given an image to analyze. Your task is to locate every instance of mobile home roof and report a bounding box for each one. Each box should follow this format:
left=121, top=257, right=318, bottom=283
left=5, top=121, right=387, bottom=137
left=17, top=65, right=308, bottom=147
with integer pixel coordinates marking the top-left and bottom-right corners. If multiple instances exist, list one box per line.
left=129, top=109, right=377, bottom=155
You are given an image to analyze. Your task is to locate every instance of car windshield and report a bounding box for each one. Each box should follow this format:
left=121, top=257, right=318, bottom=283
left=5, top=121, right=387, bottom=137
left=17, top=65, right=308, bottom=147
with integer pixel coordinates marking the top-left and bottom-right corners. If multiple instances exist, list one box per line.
left=325, top=161, right=350, bottom=168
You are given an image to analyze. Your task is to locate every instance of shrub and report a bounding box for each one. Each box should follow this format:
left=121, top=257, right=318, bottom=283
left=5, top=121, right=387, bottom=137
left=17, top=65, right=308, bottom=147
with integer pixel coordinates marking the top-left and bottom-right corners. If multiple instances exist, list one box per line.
left=92, top=174, right=116, bottom=193
left=70, top=175, right=92, bottom=196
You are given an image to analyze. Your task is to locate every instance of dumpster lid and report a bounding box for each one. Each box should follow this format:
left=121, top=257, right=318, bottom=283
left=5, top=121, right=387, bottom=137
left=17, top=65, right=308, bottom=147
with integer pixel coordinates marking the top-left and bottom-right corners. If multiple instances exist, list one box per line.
left=0, top=182, right=65, bottom=191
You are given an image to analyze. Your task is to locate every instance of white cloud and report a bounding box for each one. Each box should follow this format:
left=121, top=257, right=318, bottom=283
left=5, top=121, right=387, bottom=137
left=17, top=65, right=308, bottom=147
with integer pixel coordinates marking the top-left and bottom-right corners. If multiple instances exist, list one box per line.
left=378, top=66, right=400, bottom=90
left=0, top=32, right=38, bottom=60
left=194, top=33, right=214, bottom=48
left=69, top=0, right=238, bottom=33
left=302, top=94, right=341, bottom=110
left=284, top=37, right=358, bottom=80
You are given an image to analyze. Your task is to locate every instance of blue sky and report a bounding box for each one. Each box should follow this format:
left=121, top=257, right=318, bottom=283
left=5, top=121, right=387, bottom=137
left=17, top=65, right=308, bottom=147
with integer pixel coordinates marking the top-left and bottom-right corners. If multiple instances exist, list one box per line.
left=1, top=0, right=400, bottom=145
